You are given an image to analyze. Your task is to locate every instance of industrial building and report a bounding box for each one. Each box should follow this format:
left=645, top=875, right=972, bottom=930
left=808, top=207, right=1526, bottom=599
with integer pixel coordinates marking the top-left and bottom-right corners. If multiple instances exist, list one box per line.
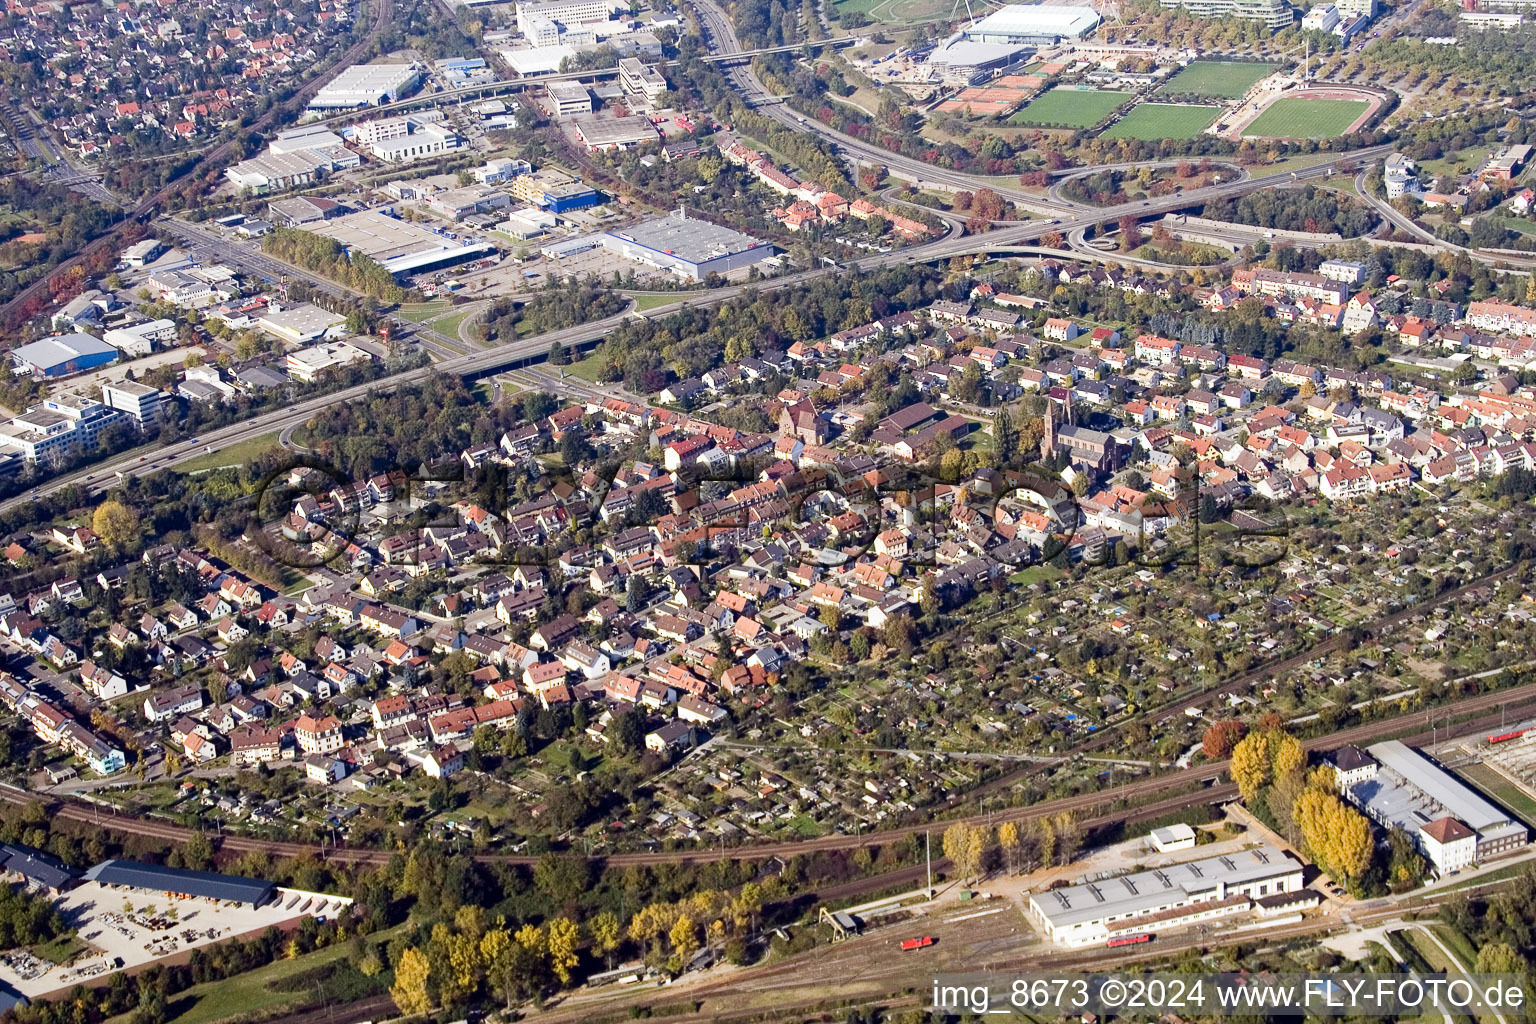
left=964, top=4, right=1101, bottom=43
left=83, top=860, right=277, bottom=907
left=516, top=0, right=614, bottom=37
left=547, top=81, right=595, bottom=117
left=300, top=209, right=494, bottom=278
left=1027, top=844, right=1305, bottom=946
left=924, top=38, right=1033, bottom=84
left=267, top=125, right=348, bottom=155
left=1344, top=740, right=1529, bottom=875
left=364, top=117, right=462, bottom=165
left=256, top=304, right=349, bottom=345
left=11, top=333, right=118, bottom=377
left=500, top=44, right=577, bottom=75
left=600, top=210, right=775, bottom=281
left=573, top=115, right=660, bottom=151
left=225, top=148, right=357, bottom=194
left=311, top=63, right=422, bottom=109
left=286, top=341, right=374, bottom=383
left=101, top=318, right=176, bottom=357
left=1158, top=0, right=1294, bottom=27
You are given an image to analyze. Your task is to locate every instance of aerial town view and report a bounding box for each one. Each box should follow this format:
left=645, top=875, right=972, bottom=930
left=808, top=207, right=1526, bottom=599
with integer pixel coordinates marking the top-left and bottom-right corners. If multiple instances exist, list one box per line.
left=8, top=0, right=1536, bottom=1017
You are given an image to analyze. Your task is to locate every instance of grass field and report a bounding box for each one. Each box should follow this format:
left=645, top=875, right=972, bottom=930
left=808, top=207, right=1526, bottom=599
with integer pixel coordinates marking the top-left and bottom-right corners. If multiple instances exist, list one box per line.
left=1456, top=761, right=1536, bottom=825
left=175, top=431, right=282, bottom=474
left=1102, top=103, right=1219, bottom=140
left=1159, top=61, right=1278, bottom=98
left=562, top=351, right=606, bottom=382
left=632, top=293, right=679, bottom=311
left=1243, top=97, right=1369, bottom=139
left=1009, top=88, right=1131, bottom=129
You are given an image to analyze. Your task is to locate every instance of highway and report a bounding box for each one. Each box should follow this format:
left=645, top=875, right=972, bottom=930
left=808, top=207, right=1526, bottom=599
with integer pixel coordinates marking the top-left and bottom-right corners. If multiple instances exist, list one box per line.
left=0, top=139, right=1395, bottom=516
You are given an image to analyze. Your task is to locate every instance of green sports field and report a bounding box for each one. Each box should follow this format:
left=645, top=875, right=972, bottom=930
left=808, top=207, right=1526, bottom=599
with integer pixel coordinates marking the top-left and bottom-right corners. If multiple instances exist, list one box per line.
left=1242, top=97, right=1369, bottom=139
left=1159, top=61, right=1278, bottom=99
left=1009, top=88, right=1132, bottom=129
left=1102, top=103, right=1219, bottom=140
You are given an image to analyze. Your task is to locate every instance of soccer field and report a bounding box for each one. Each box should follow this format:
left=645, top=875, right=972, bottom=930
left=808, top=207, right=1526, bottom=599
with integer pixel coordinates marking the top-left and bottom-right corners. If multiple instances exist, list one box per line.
left=1159, top=61, right=1278, bottom=99
left=1243, top=97, right=1370, bottom=139
left=1102, top=103, right=1219, bottom=140
left=1009, top=88, right=1132, bottom=129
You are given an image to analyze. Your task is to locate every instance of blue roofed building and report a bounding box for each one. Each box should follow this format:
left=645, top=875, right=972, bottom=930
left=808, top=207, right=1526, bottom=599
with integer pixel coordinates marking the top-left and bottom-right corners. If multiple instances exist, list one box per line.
left=10, top=333, right=119, bottom=378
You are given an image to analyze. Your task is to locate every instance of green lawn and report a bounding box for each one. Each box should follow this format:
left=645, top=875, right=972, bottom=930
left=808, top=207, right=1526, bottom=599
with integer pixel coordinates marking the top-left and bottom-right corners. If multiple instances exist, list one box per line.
left=1455, top=761, right=1536, bottom=825
left=1500, top=216, right=1536, bottom=236
left=105, top=928, right=400, bottom=1024
left=1102, top=103, right=1219, bottom=140
left=562, top=351, right=606, bottom=382
left=1159, top=61, right=1278, bottom=99
left=394, top=299, right=455, bottom=323
left=632, top=293, right=680, bottom=311
left=1009, top=88, right=1132, bottom=129
left=1242, top=98, right=1369, bottom=139
left=175, top=431, right=283, bottom=474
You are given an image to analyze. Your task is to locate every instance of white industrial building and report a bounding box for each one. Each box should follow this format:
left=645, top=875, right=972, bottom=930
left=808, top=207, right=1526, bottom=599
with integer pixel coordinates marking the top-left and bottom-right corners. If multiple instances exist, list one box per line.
left=300, top=209, right=494, bottom=278
left=499, top=45, right=577, bottom=75
left=225, top=148, right=358, bottom=193
left=256, top=305, right=349, bottom=345
left=267, top=125, right=348, bottom=155
left=599, top=209, right=775, bottom=281
left=1344, top=740, right=1528, bottom=876
left=1028, top=844, right=1304, bottom=947
left=964, top=4, right=1101, bottom=43
left=362, top=117, right=462, bottom=164
left=311, top=64, right=422, bottom=109
left=102, top=319, right=177, bottom=357
left=618, top=58, right=668, bottom=101
left=287, top=342, right=374, bottom=383
left=515, top=0, right=614, bottom=37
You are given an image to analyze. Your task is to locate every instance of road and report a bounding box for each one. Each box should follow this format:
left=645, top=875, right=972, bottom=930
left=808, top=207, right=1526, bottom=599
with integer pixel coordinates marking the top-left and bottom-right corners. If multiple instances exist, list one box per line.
left=0, top=0, right=395, bottom=330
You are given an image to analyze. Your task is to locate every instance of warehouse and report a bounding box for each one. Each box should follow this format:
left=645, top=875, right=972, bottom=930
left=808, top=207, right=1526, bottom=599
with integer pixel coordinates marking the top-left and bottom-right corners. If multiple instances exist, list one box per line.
left=964, top=4, right=1101, bottom=43
left=11, top=333, right=118, bottom=377
left=1027, top=844, right=1304, bottom=946
left=600, top=210, right=775, bottom=281
left=573, top=115, right=660, bottom=151
left=311, top=63, right=422, bottom=108
left=302, top=209, right=494, bottom=278
left=256, top=304, right=349, bottom=345
left=83, top=860, right=277, bottom=907
left=1345, top=741, right=1528, bottom=874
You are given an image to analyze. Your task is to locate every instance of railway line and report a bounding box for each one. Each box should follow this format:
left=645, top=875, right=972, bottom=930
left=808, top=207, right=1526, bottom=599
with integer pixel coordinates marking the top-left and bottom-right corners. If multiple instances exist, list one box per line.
left=7, top=680, right=1536, bottom=870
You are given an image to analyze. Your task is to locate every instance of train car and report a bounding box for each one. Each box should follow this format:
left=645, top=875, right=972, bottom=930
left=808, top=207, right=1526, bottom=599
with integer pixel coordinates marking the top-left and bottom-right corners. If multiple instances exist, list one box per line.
left=1488, top=729, right=1528, bottom=744
left=900, top=936, right=935, bottom=951
left=1107, top=934, right=1151, bottom=948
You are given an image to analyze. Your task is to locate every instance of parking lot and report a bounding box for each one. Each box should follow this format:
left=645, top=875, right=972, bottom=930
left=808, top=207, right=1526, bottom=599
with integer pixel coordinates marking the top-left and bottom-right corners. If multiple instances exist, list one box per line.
left=0, top=882, right=314, bottom=998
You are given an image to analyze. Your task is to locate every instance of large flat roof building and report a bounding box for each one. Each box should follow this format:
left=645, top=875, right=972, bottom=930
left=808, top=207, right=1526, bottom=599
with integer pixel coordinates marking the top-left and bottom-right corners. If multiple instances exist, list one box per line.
left=600, top=210, right=775, bottom=281
left=965, top=4, right=1101, bottom=43
left=311, top=63, right=422, bottom=108
left=302, top=209, right=493, bottom=278
left=1346, top=740, right=1528, bottom=874
left=573, top=115, right=661, bottom=151
left=83, top=860, right=276, bottom=907
left=547, top=81, right=594, bottom=117
left=1028, top=844, right=1303, bottom=946
left=11, top=333, right=118, bottom=377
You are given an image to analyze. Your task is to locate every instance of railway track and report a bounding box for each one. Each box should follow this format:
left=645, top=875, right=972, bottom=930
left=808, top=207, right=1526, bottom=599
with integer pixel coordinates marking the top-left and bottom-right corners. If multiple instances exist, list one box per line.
left=9, top=682, right=1536, bottom=869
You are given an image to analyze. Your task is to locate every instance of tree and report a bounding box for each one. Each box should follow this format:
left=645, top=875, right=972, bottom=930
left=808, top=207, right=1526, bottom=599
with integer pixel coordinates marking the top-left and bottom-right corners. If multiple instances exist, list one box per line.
left=92, top=499, right=140, bottom=551
left=547, top=916, right=580, bottom=984
left=1230, top=730, right=1274, bottom=803
left=1475, top=941, right=1525, bottom=975
left=995, top=404, right=1017, bottom=465
left=943, top=821, right=989, bottom=880
left=1294, top=784, right=1372, bottom=885
left=1202, top=719, right=1246, bottom=760
left=669, top=913, right=699, bottom=965
left=998, top=821, right=1020, bottom=874
left=390, top=947, right=433, bottom=1016
left=590, top=910, right=622, bottom=968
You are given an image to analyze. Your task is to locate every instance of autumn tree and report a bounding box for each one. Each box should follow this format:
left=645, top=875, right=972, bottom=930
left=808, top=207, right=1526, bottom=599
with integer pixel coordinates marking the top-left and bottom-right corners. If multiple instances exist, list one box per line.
left=547, top=916, right=580, bottom=984
left=998, top=821, right=1020, bottom=874
left=92, top=499, right=140, bottom=551
left=943, top=821, right=989, bottom=880
left=590, top=910, right=622, bottom=969
left=1294, top=784, right=1373, bottom=885
left=390, top=947, right=433, bottom=1016
left=1202, top=720, right=1247, bottom=760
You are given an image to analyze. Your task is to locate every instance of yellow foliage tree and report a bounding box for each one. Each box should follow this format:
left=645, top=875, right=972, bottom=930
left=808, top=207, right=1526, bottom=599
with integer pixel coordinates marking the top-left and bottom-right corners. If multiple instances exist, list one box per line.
left=590, top=910, right=622, bottom=967
left=998, top=821, right=1020, bottom=874
left=670, top=914, right=700, bottom=964
left=1294, top=785, right=1373, bottom=884
left=942, top=821, right=989, bottom=880
left=92, top=500, right=140, bottom=551
left=390, top=947, right=432, bottom=1016
left=547, top=917, right=580, bottom=984
left=1230, top=729, right=1274, bottom=803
